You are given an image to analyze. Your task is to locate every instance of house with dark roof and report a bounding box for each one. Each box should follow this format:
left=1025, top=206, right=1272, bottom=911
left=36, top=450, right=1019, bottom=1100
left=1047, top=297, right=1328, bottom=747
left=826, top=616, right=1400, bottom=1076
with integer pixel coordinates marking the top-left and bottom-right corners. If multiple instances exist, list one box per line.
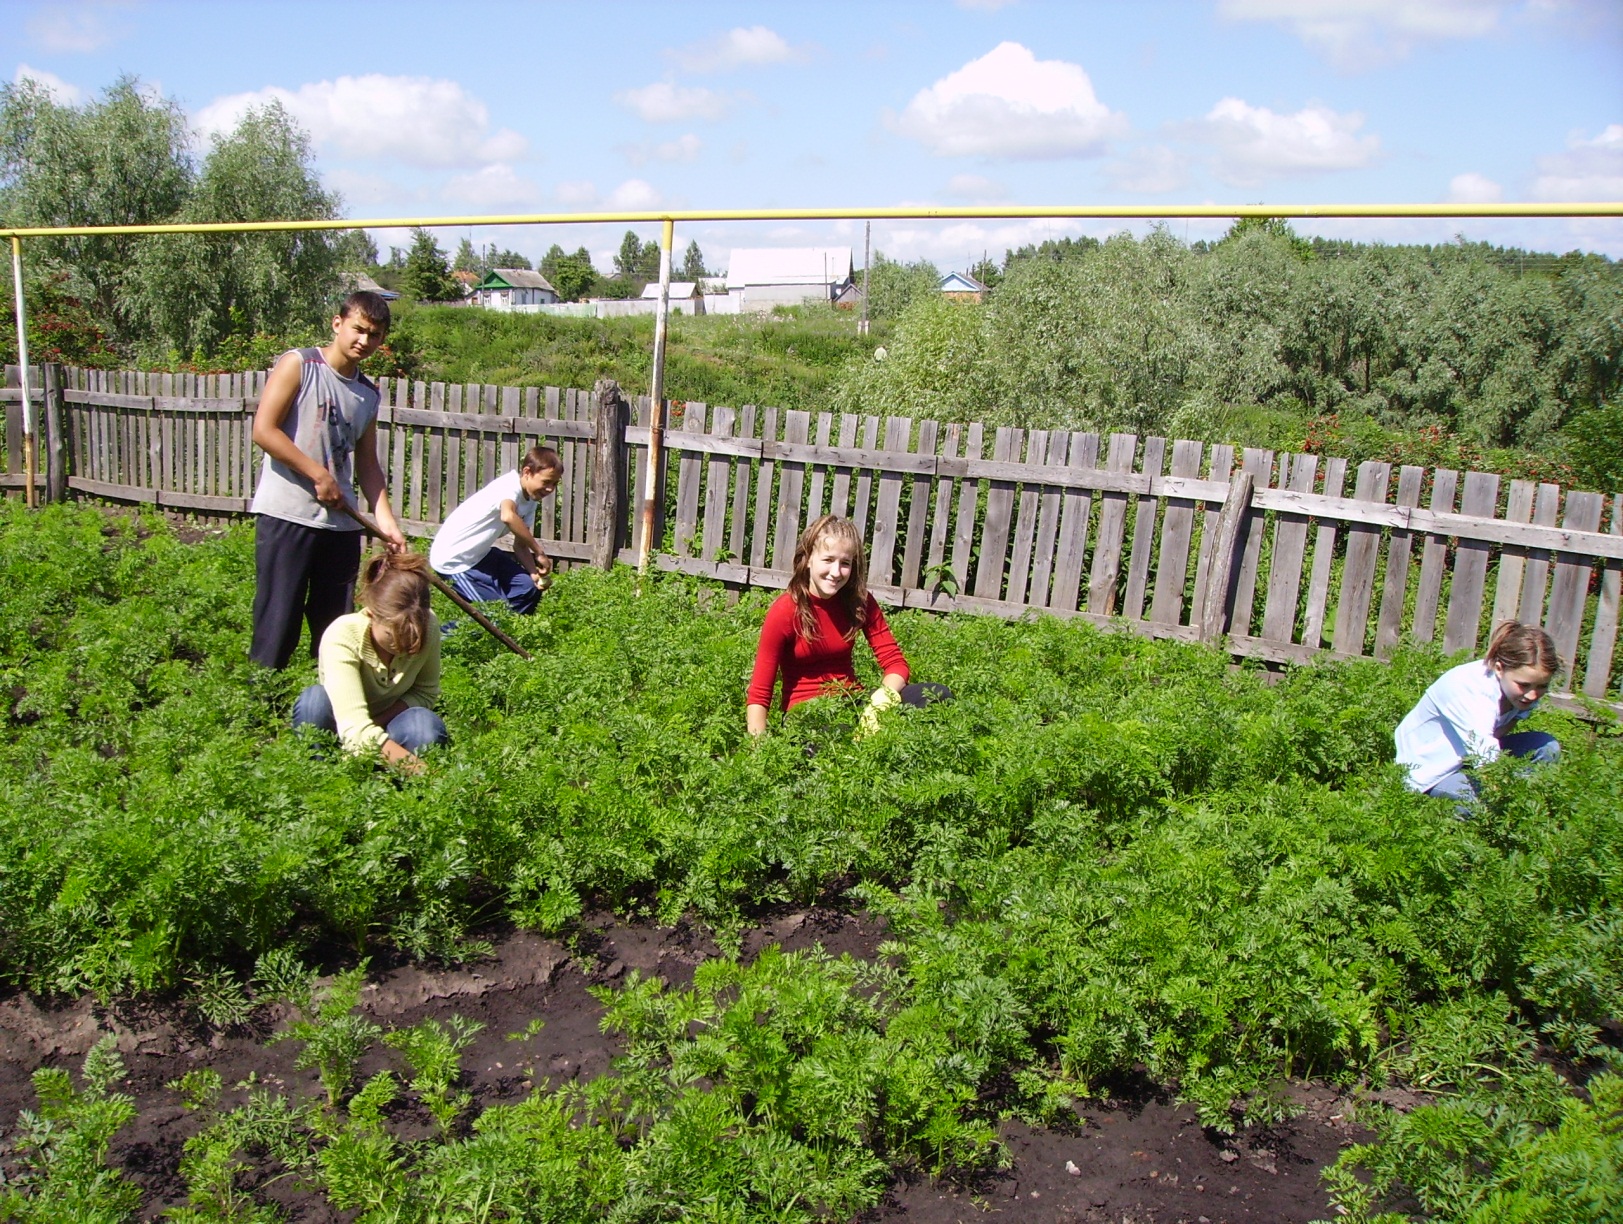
left=473, top=268, right=559, bottom=310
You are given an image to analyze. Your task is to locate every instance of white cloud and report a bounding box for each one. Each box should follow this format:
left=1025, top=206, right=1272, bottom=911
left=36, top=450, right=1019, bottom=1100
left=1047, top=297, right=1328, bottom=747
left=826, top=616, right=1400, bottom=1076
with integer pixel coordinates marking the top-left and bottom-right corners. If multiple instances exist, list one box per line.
left=1196, top=97, right=1380, bottom=185
left=27, top=2, right=130, bottom=53
left=620, top=133, right=703, bottom=167
left=443, top=164, right=544, bottom=210
left=892, top=42, right=1127, bottom=159
left=1105, top=145, right=1191, bottom=193
left=323, top=168, right=406, bottom=208
left=549, top=179, right=666, bottom=211
left=606, top=179, right=664, bottom=210
left=943, top=173, right=1008, bottom=200
left=1447, top=171, right=1503, bottom=202
left=555, top=181, right=600, bottom=207
left=667, top=26, right=800, bottom=73
left=195, top=75, right=528, bottom=167
left=13, top=64, right=85, bottom=104
left=614, top=81, right=732, bottom=123
left=1532, top=124, right=1623, bottom=201
left=1219, top=0, right=1505, bottom=70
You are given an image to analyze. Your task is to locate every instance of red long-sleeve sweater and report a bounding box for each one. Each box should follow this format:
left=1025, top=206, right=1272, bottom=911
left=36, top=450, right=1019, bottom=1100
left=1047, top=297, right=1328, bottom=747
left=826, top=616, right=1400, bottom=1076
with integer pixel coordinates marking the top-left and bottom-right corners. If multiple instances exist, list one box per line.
left=747, top=591, right=909, bottom=711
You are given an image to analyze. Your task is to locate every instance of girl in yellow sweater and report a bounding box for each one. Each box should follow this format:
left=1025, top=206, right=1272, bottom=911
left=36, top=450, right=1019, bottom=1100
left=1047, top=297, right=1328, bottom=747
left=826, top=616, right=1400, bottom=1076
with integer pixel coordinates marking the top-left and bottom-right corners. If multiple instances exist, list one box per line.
left=292, top=552, right=447, bottom=771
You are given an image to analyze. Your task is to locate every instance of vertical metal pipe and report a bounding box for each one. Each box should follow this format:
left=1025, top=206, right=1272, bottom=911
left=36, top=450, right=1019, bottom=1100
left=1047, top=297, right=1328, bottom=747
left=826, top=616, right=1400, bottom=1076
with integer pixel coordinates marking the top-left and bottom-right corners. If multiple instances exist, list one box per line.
left=10, top=238, right=36, bottom=509
left=636, top=217, right=675, bottom=574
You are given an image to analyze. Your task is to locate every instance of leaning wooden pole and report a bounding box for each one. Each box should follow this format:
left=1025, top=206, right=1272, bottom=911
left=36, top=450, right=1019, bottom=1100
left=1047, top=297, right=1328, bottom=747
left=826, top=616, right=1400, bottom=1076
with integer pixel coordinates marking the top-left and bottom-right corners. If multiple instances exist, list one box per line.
left=636, top=217, right=676, bottom=575
left=334, top=502, right=534, bottom=661
left=10, top=238, right=36, bottom=509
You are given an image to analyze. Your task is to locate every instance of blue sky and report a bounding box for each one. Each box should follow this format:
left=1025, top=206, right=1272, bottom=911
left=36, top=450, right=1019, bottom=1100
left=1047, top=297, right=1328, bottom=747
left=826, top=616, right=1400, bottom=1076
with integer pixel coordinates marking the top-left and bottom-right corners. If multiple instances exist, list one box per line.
left=10, top=0, right=1623, bottom=272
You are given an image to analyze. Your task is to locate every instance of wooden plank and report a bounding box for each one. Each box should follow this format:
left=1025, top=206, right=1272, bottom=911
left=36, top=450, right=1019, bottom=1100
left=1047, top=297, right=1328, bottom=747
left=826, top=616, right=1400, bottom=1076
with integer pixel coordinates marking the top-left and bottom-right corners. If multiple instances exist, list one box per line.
left=749, top=407, right=780, bottom=569
left=68, top=475, right=157, bottom=504
left=1442, top=471, right=1502, bottom=655
left=541, top=386, right=560, bottom=543
left=701, top=404, right=736, bottom=564
left=499, top=385, right=519, bottom=474
left=460, top=384, right=481, bottom=521
left=673, top=400, right=707, bottom=558
left=828, top=414, right=859, bottom=518
left=1005, top=430, right=1049, bottom=607
left=1519, top=483, right=1562, bottom=623
left=901, top=418, right=937, bottom=590
left=1546, top=491, right=1606, bottom=691
left=924, top=422, right=960, bottom=590
left=1584, top=496, right=1621, bottom=699
left=1300, top=457, right=1348, bottom=650
left=570, top=388, right=589, bottom=543
left=426, top=383, right=446, bottom=524
left=1191, top=444, right=1235, bottom=615
left=1199, top=471, right=1258, bottom=640
left=443, top=384, right=464, bottom=516
left=1229, top=448, right=1277, bottom=638
left=1410, top=468, right=1456, bottom=644
left=1027, top=430, right=1070, bottom=608
left=1492, top=481, right=1537, bottom=628
left=775, top=410, right=814, bottom=570
left=1258, top=453, right=1317, bottom=643
left=1050, top=432, right=1099, bottom=614
left=727, top=404, right=757, bottom=565
left=1087, top=433, right=1138, bottom=615
left=382, top=404, right=595, bottom=437
left=805, top=412, right=832, bottom=521
left=1148, top=439, right=1206, bottom=627
left=867, top=416, right=911, bottom=586
left=1374, top=465, right=1426, bottom=658
left=1331, top=461, right=1392, bottom=656
left=973, top=426, right=1021, bottom=599
left=950, top=422, right=985, bottom=592
left=1121, top=436, right=1167, bottom=621
left=850, top=415, right=882, bottom=536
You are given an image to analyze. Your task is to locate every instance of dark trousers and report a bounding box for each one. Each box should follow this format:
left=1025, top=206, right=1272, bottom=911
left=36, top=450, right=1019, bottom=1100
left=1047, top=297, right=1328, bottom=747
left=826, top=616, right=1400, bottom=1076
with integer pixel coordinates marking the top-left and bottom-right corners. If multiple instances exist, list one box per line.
left=439, top=548, right=542, bottom=614
left=250, top=516, right=363, bottom=669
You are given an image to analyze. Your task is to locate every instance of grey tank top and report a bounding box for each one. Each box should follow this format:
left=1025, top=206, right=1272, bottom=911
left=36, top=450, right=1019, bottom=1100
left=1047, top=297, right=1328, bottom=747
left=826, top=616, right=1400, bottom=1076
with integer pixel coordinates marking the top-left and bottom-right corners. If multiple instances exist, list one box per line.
left=249, top=348, right=380, bottom=530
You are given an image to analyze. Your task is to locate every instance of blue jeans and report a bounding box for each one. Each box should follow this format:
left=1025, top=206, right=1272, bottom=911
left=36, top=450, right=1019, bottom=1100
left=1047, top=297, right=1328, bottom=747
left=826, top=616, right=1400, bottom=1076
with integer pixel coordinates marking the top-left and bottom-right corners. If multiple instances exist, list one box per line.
left=292, top=684, right=450, bottom=754
left=1425, top=731, right=1560, bottom=808
left=439, top=549, right=541, bottom=614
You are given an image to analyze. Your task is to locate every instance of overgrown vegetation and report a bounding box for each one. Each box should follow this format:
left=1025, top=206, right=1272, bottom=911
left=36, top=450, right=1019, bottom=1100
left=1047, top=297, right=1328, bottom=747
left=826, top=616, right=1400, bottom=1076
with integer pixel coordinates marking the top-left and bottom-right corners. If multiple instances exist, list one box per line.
left=0, top=502, right=1618, bottom=1219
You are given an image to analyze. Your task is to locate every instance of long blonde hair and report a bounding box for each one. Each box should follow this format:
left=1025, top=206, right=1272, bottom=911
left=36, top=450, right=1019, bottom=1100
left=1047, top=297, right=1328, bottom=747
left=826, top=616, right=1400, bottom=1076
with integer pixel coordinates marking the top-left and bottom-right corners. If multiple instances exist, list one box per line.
left=360, top=551, right=431, bottom=657
left=786, top=515, right=869, bottom=642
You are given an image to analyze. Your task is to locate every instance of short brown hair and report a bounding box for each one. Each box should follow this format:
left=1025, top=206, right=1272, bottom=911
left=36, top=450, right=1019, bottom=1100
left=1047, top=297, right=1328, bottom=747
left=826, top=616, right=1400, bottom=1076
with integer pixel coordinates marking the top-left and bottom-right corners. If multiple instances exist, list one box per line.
left=360, top=551, right=431, bottom=657
left=522, top=445, right=562, bottom=474
left=1485, top=620, right=1560, bottom=675
left=340, top=290, right=391, bottom=332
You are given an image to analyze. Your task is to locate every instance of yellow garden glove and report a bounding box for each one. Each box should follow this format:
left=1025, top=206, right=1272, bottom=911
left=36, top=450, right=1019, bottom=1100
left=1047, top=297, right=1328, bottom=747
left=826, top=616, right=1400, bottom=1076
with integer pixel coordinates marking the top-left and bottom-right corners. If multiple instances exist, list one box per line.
left=855, top=684, right=901, bottom=739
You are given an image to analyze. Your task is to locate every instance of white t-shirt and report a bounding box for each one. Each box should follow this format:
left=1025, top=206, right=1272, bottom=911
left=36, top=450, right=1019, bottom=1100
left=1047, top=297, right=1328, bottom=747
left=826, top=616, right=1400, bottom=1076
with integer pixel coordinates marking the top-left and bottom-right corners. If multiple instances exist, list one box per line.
left=428, top=470, right=538, bottom=575
left=1393, top=659, right=1532, bottom=792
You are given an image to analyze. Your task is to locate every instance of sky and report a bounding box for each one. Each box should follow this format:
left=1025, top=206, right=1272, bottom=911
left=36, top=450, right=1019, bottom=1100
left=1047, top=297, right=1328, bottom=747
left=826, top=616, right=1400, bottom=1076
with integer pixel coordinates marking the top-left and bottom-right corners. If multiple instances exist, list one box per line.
left=8, top=0, right=1623, bottom=274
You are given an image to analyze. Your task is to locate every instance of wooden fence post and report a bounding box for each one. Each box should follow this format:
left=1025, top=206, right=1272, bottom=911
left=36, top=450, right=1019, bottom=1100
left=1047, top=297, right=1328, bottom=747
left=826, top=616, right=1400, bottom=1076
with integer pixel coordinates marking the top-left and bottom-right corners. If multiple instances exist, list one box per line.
left=41, top=362, right=66, bottom=503
left=588, top=377, right=630, bottom=569
left=1199, top=470, right=1255, bottom=642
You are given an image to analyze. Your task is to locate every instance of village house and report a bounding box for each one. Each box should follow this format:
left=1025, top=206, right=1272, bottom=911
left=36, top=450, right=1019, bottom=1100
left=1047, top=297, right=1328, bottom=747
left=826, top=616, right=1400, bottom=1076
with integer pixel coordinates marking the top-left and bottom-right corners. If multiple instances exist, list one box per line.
left=472, top=268, right=560, bottom=311
left=721, top=247, right=854, bottom=312
left=937, top=271, right=989, bottom=303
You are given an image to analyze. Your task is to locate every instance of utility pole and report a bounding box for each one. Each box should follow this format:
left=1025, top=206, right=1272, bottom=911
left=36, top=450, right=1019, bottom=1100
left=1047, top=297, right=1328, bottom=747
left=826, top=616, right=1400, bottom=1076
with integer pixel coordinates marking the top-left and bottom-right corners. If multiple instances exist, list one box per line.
left=860, top=220, right=870, bottom=336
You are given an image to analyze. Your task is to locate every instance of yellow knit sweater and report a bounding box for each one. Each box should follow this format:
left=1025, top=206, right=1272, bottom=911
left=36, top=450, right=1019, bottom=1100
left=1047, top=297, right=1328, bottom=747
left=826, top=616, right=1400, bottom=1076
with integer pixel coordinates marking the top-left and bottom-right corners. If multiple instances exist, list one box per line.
left=317, top=609, right=441, bottom=755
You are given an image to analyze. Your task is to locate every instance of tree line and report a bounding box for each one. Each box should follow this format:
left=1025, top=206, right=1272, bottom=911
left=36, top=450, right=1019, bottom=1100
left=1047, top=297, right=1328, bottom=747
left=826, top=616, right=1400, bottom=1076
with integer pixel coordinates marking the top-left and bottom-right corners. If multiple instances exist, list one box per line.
left=837, top=225, right=1621, bottom=489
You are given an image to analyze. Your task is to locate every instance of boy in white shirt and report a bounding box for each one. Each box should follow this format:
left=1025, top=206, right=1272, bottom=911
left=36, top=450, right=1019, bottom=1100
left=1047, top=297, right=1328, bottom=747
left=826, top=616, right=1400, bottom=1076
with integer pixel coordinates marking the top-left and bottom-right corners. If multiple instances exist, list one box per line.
left=429, top=446, right=561, bottom=614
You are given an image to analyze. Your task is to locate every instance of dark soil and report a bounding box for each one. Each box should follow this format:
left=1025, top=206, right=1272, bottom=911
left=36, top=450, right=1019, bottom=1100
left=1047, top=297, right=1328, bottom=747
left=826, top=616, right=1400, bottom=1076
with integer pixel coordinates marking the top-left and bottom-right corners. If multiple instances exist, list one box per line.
left=0, top=911, right=1364, bottom=1222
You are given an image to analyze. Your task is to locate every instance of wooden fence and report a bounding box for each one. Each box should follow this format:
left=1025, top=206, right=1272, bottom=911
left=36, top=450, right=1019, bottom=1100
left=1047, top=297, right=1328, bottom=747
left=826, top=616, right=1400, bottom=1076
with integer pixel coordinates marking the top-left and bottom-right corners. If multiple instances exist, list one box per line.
left=5, top=363, right=1621, bottom=704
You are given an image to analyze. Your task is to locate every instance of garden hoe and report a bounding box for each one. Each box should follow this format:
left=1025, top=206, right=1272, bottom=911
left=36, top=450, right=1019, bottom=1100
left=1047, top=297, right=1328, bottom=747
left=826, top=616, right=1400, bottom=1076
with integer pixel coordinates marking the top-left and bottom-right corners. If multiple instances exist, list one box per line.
left=335, top=502, right=534, bottom=661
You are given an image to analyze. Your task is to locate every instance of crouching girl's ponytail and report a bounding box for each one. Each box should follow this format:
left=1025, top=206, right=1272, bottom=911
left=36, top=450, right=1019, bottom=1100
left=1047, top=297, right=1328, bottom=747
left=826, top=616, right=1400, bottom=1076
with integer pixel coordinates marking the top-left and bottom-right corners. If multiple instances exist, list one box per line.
left=360, top=551, right=432, bottom=657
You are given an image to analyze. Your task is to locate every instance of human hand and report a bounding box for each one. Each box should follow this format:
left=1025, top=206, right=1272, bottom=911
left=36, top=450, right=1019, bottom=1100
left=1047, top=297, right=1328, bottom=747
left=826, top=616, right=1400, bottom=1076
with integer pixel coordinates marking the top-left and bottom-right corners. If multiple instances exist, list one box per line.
left=855, top=685, right=901, bottom=739
left=312, top=470, right=345, bottom=508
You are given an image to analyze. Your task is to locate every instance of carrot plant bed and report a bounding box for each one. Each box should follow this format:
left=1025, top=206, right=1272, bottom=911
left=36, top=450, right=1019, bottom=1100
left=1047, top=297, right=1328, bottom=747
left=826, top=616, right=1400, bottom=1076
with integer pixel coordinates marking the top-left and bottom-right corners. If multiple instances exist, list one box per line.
left=0, top=503, right=1618, bottom=1222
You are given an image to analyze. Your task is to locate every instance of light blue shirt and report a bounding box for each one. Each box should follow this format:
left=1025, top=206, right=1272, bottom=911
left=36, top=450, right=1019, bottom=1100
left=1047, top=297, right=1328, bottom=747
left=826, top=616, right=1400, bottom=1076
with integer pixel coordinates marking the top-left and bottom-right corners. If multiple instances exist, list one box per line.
left=1394, top=660, right=1532, bottom=792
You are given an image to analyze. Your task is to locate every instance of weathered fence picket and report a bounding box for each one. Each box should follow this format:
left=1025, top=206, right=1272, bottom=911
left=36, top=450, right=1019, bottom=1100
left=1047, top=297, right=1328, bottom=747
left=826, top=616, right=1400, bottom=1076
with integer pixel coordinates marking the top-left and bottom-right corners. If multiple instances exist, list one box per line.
left=5, top=363, right=1622, bottom=705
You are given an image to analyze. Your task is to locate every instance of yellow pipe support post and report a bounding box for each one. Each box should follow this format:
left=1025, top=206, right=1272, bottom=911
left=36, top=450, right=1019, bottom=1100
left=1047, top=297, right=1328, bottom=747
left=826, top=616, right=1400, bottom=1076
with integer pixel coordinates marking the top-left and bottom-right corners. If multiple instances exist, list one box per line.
left=10, top=238, right=35, bottom=509
left=637, top=217, right=676, bottom=576
left=0, top=201, right=1620, bottom=240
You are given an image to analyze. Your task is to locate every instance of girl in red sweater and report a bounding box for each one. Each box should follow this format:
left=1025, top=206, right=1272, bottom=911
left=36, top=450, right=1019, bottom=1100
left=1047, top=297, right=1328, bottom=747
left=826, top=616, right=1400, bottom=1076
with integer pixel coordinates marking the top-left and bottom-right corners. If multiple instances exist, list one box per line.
left=746, top=515, right=950, bottom=736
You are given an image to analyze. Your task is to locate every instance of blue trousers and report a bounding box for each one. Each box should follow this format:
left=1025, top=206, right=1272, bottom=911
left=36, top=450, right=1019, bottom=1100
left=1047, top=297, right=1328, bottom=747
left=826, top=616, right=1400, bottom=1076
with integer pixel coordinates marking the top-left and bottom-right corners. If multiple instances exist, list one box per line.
left=1425, top=731, right=1561, bottom=807
left=438, top=549, right=541, bottom=614
left=292, top=684, right=449, bottom=754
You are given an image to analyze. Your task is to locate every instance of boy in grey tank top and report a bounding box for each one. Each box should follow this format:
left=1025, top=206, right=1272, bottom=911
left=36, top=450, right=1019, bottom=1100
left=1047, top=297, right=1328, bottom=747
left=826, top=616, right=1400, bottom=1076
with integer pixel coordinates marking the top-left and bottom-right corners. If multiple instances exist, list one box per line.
left=248, top=291, right=407, bottom=669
